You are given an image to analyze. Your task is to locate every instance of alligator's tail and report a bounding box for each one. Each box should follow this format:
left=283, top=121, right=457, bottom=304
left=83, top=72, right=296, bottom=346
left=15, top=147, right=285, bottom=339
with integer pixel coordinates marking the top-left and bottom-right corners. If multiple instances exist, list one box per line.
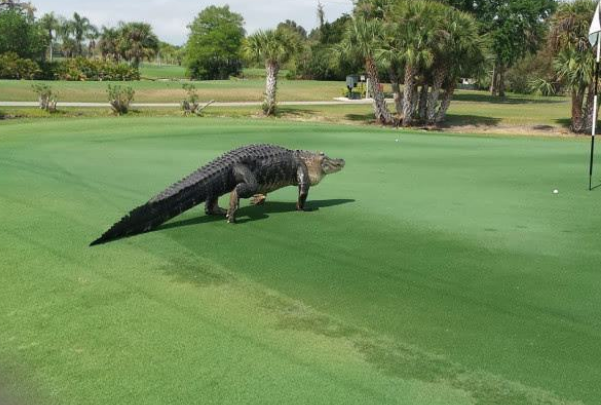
left=90, top=170, right=216, bottom=246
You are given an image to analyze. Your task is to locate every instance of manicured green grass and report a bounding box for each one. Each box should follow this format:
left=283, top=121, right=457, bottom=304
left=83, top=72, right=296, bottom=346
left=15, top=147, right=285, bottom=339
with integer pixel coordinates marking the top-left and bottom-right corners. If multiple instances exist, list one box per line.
left=139, top=63, right=187, bottom=80
left=0, top=79, right=345, bottom=103
left=137, top=64, right=290, bottom=80
left=0, top=118, right=599, bottom=404
left=241, top=67, right=291, bottom=79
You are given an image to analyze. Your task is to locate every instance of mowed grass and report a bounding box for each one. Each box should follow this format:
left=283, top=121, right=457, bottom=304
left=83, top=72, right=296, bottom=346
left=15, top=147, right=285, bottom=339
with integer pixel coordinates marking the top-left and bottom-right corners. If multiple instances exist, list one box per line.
left=0, top=89, right=571, bottom=133
left=0, top=118, right=599, bottom=405
left=137, top=64, right=289, bottom=80
left=139, top=63, right=187, bottom=80
left=0, top=78, right=345, bottom=103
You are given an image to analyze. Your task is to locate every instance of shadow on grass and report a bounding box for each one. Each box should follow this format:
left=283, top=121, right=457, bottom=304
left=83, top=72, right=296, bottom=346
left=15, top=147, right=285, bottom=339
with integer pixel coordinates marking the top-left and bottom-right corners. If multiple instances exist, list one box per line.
left=453, top=93, right=567, bottom=105
left=440, top=114, right=502, bottom=127
left=344, top=112, right=500, bottom=128
left=158, top=198, right=356, bottom=231
left=555, top=118, right=572, bottom=129
left=276, top=107, right=318, bottom=118
left=345, top=113, right=375, bottom=123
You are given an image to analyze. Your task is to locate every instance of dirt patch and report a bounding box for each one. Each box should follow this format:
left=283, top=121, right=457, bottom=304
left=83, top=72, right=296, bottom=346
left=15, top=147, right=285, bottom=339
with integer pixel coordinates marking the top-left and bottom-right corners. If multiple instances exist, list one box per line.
left=441, top=123, right=574, bottom=137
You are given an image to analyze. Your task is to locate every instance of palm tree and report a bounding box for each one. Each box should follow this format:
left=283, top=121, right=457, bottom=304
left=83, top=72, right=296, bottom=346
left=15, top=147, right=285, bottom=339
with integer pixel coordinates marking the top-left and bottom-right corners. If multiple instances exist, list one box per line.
left=118, top=22, right=159, bottom=68
left=548, top=0, right=596, bottom=133
left=56, top=17, right=76, bottom=58
left=428, top=6, right=485, bottom=124
left=39, top=12, right=59, bottom=61
left=339, top=17, right=396, bottom=125
left=389, top=0, right=438, bottom=126
left=86, top=28, right=99, bottom=58
left=71, top=12, right=96, bottom=56
left=387, top=56, right=404, bottom=116
left=99, top=27, right=121, bottom=62
left=244, top=28, right=303, bottom=116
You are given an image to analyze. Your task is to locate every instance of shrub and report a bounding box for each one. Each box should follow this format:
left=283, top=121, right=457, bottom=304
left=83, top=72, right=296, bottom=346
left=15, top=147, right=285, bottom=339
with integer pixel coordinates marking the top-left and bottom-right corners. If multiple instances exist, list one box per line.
left=181, top=83, right=214, bottom=116
left=528, top=77, right=558, bottom=97
left=0, top=52, right=40, bottom=79
left=0, top=55, right=140, bottom=81
left=107, top=84, right=135, bottom=115
left=36, top=61, right=61, bottom=80
left=31, top=83, right=58, bottom=112
left=181, top=83, right=200, bottom=115
left=55, top=58, right=140, bottom=81
left=505, top=50, right=556, bottom=95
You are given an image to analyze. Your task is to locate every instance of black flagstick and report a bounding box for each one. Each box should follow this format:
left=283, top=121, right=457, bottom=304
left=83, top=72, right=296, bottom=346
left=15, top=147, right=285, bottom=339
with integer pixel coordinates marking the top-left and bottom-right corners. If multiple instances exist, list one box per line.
left=590, top=35, right=600, bottom=191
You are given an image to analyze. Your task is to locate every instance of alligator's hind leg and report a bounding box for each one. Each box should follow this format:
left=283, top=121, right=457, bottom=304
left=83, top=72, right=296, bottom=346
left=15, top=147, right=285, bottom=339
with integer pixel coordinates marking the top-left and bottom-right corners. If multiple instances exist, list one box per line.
left=227, top=164, right=258, bottom=223
left=205, top=195, right=226, bottom=216
left=250, top=194, right=267, bottom=206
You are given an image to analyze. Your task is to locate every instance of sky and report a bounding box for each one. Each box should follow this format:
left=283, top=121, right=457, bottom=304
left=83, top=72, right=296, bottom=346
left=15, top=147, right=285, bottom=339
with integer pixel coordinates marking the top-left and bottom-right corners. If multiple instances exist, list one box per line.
left=31, top=0, right=354, bottom=45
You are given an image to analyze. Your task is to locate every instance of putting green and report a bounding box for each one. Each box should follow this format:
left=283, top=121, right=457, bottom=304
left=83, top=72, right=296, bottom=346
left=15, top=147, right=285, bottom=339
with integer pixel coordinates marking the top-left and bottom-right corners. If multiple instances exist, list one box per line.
left=0, top=117, right=599, bottom=405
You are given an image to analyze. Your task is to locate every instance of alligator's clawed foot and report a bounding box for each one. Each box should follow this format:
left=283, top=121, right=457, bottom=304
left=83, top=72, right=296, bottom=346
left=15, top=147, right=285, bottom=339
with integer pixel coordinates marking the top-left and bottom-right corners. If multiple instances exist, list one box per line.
left=250, top=194, right=267, bottom=206
left=226, top=212, right=237, bottom=224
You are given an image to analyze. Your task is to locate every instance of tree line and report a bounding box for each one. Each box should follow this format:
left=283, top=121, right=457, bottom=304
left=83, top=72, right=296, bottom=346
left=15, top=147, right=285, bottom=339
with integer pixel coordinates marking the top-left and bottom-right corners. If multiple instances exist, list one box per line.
left=0, top=0, right=177, bottom=80
left=181, top=0, right=595, bottom=131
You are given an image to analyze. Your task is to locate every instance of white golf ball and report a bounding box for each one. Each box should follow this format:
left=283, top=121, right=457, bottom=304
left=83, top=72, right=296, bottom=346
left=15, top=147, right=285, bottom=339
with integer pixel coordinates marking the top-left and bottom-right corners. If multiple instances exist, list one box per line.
left=553, top=189, right=559, bottom=194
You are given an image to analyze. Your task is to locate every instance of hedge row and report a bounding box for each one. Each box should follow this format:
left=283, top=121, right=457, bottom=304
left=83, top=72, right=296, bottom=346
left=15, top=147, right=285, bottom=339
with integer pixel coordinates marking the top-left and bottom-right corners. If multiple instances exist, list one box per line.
left=0, top=53, right=140, bottom=81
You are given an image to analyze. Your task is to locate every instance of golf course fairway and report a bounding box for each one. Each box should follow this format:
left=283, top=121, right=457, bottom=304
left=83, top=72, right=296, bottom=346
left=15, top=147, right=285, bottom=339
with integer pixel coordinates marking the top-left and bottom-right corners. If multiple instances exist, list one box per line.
left=0, top=117, right=599, bottom=405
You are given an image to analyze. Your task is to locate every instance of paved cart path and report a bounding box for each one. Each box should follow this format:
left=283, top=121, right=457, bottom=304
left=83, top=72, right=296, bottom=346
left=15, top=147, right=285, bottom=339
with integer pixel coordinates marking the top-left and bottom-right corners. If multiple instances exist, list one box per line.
left=0, top=99, right=381, bottom=108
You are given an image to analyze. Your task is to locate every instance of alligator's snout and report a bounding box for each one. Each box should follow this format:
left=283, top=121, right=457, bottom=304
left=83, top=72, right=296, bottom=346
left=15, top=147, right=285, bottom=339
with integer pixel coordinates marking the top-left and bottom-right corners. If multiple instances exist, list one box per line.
left=323, top=157, right=345, bottom=174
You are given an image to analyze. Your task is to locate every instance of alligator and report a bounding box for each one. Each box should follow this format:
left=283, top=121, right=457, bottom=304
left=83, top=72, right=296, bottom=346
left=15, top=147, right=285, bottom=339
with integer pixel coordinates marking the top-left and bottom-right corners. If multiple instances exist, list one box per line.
left=90, top=144, right=345, bottom=246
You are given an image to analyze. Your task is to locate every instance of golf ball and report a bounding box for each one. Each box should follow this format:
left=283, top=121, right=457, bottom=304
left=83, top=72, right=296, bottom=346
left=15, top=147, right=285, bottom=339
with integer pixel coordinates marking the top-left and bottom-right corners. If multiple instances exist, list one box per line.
left=553, top=189, right=559, bottom=194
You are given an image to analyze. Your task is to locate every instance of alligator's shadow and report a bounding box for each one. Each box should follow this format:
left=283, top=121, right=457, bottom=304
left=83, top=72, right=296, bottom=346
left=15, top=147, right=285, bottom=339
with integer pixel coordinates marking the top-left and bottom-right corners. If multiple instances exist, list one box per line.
left=158, top=199, right=356, bottom=231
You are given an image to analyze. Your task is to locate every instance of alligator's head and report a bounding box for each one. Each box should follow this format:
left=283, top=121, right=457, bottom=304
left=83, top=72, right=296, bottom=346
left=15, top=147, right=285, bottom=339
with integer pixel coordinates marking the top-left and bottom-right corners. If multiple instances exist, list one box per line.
left=297, top=151, right=345, bottom=186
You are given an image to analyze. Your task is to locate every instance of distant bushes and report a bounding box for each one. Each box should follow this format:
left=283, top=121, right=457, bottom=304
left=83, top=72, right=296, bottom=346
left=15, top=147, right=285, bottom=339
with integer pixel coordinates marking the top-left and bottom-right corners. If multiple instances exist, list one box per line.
left=0, top=52, right=40, bottom=79
left=0, top=53, right=140, bottom=81
left=505, top=51, right=557, bottom=96
left=54, top=58, right=140, bottom=81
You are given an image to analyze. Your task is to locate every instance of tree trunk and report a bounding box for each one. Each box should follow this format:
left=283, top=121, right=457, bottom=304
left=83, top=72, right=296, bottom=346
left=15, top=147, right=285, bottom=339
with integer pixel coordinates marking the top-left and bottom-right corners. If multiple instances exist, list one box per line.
left=47, top=33, right=54, bottom=62
left=389, top=66, right=404, bottom=116
left=410, top=84, right=419, bottom=122
left=491, top=63, right=506, bottom=97
left=571, top=89, right=585, bottom=133
left=498, top=65, right=506, bottom=98
left=366, top=57, right=396, bottom=125
left=263, top=61, right=280, bottom=116
left=132, top=57, right=141, bottom=69
left=435, top=82, right=456, bottom=124
left=418, top=83, right=429, bottom=122
left=427, top=66, right=446, bottom=124
left=402, top=64, right=418, bottom=127
left=490, top=63, right=498, bottom=96
left=583, top=83, right=596, bottom=134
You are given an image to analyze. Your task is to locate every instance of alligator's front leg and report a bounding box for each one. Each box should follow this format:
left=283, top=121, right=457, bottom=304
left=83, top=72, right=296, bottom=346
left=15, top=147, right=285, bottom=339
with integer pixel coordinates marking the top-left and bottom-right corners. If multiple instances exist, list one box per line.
left=227, top=164, right=258, bottom=223
left=296, top=164, right=311, bottom=211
